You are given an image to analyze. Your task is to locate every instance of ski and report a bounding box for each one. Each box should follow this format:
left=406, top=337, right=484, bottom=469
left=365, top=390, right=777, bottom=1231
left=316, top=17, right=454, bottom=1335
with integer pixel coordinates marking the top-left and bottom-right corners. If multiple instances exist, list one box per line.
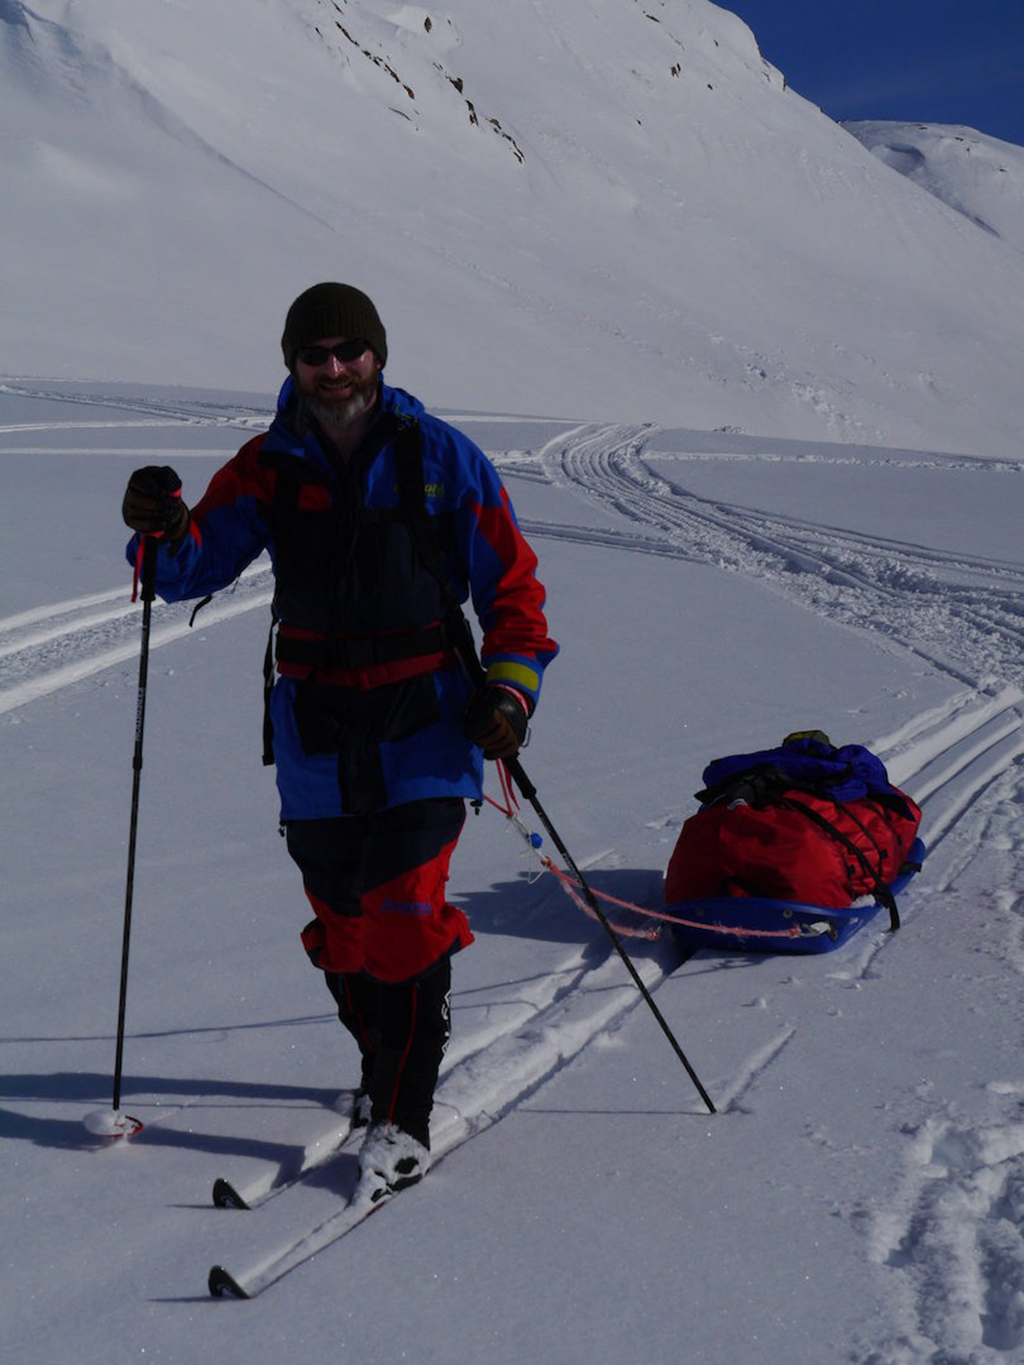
left=208, top=1173, right=397, bottom=1299
left=211, top=1177, right=252, bottom=1210
left=208, top=1264, right=250, bottom=1299
left=209, top=1109, right=359, bottom=1211
left=205, top=947, right=693, bottom=1298
left=206, top=1108, right=478, bottom=1300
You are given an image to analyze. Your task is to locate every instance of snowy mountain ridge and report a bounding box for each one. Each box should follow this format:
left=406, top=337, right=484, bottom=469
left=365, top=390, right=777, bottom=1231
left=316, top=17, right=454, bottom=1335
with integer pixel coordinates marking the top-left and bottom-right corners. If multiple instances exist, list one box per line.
left=2, top=0, right=1024, bottom=456
left=847, top=119, right=1024, bottom=257
left=301, top=0, right=783, bottom=156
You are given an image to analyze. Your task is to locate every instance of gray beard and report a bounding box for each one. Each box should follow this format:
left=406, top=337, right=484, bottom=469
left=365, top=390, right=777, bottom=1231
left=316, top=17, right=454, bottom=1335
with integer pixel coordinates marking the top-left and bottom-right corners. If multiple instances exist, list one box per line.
left=305, top=386, right=375, bottom=430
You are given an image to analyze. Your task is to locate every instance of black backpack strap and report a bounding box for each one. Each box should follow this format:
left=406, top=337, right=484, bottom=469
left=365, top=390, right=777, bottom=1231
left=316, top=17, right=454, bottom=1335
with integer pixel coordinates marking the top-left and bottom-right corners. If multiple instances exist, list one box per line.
left=390, top=416, right=487, bottom=690
left=262, top=469, right=303, bottom=766
left=261, top=609, right=278, bottom=766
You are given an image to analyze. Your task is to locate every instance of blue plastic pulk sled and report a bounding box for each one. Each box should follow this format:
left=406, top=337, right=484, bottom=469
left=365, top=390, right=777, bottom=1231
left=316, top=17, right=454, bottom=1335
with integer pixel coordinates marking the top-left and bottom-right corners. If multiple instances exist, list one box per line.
left=664, top=837, right=926, bottom=955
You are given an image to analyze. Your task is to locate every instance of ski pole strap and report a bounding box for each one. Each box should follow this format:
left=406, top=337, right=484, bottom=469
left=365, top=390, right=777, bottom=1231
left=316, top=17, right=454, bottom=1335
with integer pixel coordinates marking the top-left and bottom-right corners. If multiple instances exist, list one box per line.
left=484, top=759, right=520, bottom=818
left=131, top=535, right=160, bottom=604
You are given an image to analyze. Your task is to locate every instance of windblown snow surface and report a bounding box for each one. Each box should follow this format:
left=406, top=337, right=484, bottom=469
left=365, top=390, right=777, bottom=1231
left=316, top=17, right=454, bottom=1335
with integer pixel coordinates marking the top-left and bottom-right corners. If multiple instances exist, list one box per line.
left=3, top=3, right=1024, bottom=1364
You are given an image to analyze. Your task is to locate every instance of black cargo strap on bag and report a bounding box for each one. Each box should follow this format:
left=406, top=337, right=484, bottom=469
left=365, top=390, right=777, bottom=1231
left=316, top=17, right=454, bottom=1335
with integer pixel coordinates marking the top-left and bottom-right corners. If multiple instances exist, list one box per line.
left=780, top=796, right=901, bottom=931
left=697, top=764, right=902, bottom=931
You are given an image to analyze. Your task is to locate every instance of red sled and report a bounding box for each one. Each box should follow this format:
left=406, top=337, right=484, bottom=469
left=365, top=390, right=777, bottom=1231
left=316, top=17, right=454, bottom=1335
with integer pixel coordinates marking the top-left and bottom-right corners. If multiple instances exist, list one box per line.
left=663, top=737, right=924, bottom=953
left=664, top=837, right=925, bottom=953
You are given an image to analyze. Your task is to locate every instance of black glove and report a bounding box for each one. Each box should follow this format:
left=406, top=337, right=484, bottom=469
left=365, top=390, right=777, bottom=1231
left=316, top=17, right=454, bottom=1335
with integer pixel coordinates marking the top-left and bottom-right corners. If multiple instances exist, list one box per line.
left=463, top=686, right=529, bottom=761
left=122, top=465, right=189, bottom=540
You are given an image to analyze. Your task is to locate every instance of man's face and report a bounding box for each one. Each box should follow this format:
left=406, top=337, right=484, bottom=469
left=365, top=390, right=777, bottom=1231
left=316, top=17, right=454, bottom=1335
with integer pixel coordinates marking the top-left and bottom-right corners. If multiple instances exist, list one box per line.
left=293, top=336, right=381, bottom=428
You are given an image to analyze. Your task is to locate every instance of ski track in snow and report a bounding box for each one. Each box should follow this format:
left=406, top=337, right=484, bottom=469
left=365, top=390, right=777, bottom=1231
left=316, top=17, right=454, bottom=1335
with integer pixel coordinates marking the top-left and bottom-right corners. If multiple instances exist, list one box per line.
left=7, top=408, right=1024, bottom=1336
left=532, top=422, right=1024, bottom=1360
left=853, top=757, right=1024, bottom=1362
left=201, top=947, right=679, bottom=1294
left=206, top=942, right=651, bottom=1219
left=528, top=424, right=1024, bottom=886
left=0, top=563, right=274, bottom=715
left=0, top=378, right=273, bottom=431
left=539, top=423, right=1024, bottom=690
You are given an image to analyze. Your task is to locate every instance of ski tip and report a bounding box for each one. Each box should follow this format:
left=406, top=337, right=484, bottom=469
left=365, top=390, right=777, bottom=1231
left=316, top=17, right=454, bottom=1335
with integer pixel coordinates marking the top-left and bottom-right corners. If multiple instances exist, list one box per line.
left=84, top=1109, right=144, bottom=1139
left=212, top=1177, right=250, bottom=1210
left=208, top=1265, right=250, bottom=1300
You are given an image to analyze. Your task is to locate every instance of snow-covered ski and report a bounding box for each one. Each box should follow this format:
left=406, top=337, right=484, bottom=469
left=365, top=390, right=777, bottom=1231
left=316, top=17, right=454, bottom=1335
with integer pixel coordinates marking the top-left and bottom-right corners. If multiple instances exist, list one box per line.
left=207, top=1109, right=472, bottom=1299
left=208, top=1172, right=398, bottom=1299
left=210, top=1115, right=358, bottom=1211
left=204, top=944, right=682, bottom=1298
left=211, top=1176, right=259, bottom=1211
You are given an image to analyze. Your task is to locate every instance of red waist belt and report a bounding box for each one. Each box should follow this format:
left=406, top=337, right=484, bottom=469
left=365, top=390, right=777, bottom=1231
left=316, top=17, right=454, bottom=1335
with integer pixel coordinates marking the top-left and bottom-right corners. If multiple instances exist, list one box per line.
left=275, top=621, right=457, bottom=689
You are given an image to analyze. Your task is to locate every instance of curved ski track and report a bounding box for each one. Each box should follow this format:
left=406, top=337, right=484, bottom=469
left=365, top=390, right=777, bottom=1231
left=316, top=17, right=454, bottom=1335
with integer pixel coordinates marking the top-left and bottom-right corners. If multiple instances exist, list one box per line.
left=0, top=563, right=273, bottom=716
left=539, top=424, right=1024, bottom=689
left=0, top=378, right=273, bottom=432
left=535, top=423, right=1024, bottom=1358
left=527, top=424, right=1024, bottom=847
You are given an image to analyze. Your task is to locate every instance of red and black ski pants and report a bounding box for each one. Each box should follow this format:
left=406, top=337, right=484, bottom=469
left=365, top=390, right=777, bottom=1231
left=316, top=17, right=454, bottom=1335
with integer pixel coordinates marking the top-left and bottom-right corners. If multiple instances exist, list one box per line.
left=285, top=797, right=472, bottom=1146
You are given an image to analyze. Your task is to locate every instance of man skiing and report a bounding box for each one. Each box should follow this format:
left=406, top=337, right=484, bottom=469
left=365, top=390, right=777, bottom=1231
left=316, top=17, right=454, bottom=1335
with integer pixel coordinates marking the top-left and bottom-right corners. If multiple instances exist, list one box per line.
left=121, top=283, right=557, bottom=1195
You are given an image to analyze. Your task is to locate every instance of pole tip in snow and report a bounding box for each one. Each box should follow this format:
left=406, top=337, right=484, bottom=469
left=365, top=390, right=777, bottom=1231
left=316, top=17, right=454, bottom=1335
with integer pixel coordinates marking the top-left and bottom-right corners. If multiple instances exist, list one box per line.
left=84, top=1109, right=144, bottom=1138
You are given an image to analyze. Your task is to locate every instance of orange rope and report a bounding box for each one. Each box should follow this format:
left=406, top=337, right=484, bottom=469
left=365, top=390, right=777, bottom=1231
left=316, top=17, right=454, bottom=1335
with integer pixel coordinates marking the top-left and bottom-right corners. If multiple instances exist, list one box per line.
left=483, top=771, right=816, bottom=944
left=540, top=858, right=661, bottom=941
left=541, top=859, right=810, bottom=941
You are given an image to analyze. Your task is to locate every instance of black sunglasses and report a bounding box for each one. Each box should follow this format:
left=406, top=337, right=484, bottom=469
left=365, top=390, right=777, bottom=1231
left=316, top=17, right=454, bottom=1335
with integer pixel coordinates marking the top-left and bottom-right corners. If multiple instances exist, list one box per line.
left=295, top=338, right=370, bottom=367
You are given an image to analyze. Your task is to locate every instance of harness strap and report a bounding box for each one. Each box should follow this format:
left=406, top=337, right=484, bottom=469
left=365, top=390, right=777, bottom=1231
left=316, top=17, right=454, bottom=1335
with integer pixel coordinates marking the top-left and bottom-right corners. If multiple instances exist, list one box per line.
left=262, top=466, right=303, bottom=765
left=275, top=620, right=454, bottom=672
left=262, top=611, right=277, bottom=766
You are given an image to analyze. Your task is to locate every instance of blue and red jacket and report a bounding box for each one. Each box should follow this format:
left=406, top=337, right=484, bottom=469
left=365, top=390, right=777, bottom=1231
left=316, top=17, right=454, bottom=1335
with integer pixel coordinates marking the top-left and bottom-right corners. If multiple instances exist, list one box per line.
left=128, top=379, right=558, bottom=819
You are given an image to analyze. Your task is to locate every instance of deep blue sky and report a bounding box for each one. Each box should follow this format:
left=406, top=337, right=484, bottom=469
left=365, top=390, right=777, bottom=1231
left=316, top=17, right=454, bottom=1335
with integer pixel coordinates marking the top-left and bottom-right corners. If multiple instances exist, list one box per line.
left=724, top=0, right=1024, bottom=146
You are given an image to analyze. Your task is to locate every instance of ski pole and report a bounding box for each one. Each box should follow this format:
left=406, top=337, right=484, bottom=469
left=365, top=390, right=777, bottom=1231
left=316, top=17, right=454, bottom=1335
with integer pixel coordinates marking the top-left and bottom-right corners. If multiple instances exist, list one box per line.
left=448, top=614, right=715, bottom=1113
left=86, top=535, right=159, bottom=1138
left=504, top=756, right=716, bottom=1115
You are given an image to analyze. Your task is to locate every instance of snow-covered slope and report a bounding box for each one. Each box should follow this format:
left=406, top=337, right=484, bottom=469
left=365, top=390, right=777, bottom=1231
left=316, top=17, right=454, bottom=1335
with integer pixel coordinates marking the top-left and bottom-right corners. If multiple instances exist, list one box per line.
left=3, top=384, right=1024, bottom=1362
left=846, top=120, right=1024, bottom=258
left=3, top=0, right=1024, bottom=455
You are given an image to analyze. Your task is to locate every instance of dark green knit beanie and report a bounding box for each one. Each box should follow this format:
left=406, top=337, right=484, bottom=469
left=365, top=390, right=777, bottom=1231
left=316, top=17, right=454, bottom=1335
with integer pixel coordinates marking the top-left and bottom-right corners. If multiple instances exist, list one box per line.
left=281, top=283, right=388, bottom=368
